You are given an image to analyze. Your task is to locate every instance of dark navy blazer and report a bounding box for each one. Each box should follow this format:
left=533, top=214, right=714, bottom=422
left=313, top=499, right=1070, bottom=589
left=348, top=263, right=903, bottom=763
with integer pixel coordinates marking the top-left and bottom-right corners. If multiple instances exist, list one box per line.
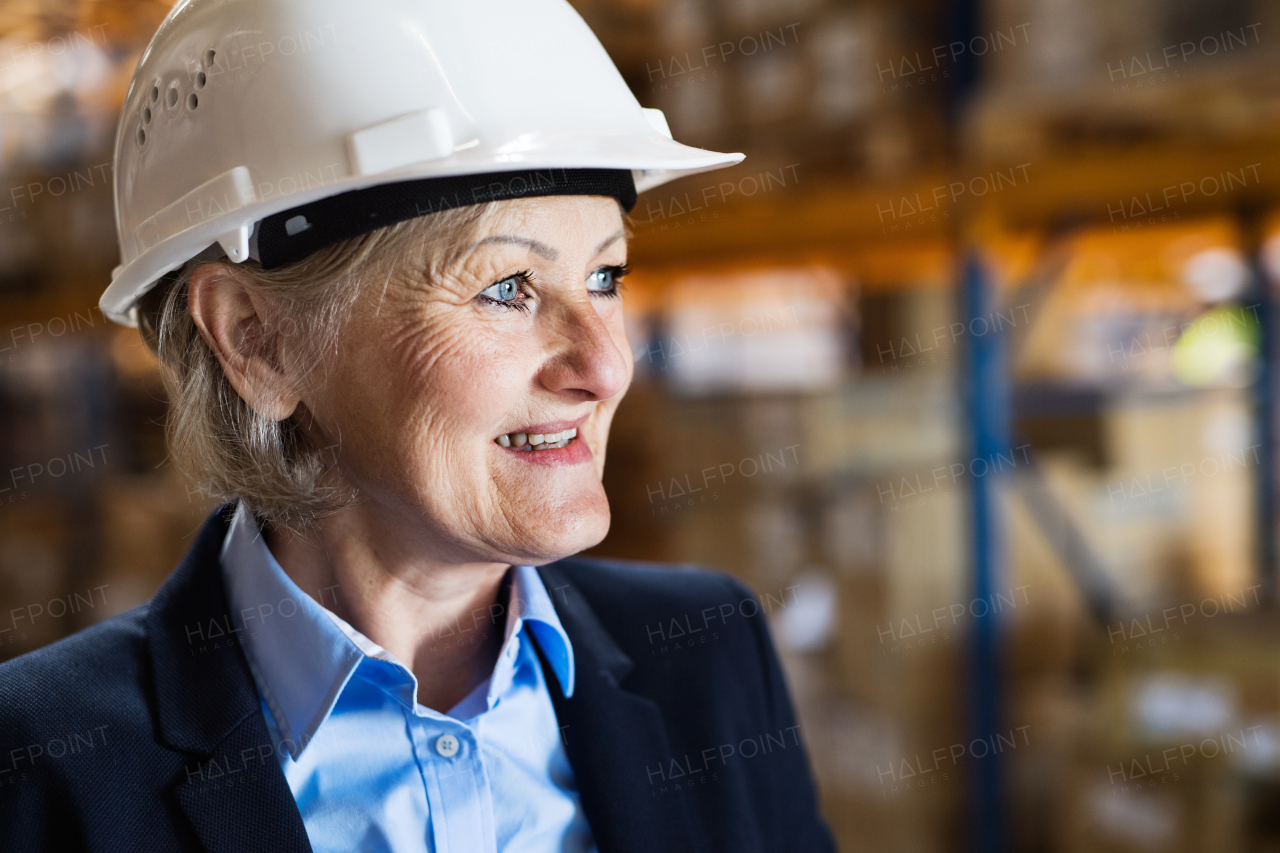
left=0, top=505, right=835, bottom=852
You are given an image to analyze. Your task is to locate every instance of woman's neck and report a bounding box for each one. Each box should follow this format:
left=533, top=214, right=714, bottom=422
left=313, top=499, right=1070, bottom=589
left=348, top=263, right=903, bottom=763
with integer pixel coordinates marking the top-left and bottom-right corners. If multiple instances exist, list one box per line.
left=265, top=512, right=511, bottom=714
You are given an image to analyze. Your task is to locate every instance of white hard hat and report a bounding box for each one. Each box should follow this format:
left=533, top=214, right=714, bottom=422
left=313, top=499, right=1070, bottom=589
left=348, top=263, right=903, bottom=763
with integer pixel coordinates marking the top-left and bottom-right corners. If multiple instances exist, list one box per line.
left=101, top=0, right=744, bottom=326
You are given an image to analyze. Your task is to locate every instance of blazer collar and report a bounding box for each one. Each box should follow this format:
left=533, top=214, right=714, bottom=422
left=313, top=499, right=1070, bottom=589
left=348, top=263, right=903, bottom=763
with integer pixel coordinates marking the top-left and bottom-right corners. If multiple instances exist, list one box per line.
left=536, top=560, right=701, bottom=853
left=146, top=505, right=313, bottom=852
left=146, top=503, right=260, bottom=754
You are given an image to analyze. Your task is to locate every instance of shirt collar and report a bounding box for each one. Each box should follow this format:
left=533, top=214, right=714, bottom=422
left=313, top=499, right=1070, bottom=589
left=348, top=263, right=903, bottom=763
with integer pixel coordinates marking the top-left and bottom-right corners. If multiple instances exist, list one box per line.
left=218, top=502, right=574, bottom=759
left=508, top=564, right=575, bottom=698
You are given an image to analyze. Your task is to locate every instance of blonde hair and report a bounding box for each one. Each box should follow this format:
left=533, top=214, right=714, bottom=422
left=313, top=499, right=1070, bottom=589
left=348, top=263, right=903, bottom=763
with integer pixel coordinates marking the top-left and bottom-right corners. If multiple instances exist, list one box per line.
left=141, top=203, right=498, bottom=530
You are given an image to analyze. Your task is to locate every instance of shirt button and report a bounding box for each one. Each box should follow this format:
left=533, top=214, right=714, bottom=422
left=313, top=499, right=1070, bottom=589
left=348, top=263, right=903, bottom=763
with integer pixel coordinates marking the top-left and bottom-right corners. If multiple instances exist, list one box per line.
left=435, top=734, right=459, bottom=758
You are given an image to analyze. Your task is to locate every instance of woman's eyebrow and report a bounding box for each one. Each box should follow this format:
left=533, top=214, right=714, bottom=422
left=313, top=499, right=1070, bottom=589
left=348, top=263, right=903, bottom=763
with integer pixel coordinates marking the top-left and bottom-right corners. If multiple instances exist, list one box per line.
left=469, top=235, right=559, bottom=260
left=594, top=229, right=625, bottom=255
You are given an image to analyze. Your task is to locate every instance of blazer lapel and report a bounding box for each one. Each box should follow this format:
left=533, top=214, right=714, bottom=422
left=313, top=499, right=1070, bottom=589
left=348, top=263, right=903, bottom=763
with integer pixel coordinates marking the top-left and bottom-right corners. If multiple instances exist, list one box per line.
left=147, top=505, right=312, bottom=853
left=173, top=713, right=313, bottom=853
left=536, top=562, right=700, bottom=853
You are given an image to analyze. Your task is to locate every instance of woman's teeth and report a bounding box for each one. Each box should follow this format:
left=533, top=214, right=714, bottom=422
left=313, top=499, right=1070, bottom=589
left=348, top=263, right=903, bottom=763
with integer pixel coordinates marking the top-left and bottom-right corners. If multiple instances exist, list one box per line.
left=496, top=427, right=578, bottom=451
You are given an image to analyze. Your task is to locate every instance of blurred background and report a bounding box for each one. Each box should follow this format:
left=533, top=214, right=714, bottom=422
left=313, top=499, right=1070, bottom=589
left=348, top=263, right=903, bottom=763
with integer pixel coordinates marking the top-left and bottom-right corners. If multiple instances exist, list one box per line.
left=4, top=0, right=1280, bottom=850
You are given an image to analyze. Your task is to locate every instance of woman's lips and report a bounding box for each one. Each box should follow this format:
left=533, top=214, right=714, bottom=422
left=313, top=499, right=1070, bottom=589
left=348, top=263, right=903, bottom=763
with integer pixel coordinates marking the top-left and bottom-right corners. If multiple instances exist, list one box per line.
left=493, top=414, right=593, bottom=466
left=496, top=432, right=592, bottom=466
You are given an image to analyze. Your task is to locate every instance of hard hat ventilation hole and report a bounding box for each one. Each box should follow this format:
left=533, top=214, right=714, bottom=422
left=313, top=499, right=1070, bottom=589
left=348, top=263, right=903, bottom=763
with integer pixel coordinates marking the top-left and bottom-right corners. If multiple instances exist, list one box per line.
left=149, top=85, right=159, bottom=104
left=137, top=127, right=146, bottom=147
left=187, top=93, right=198, bottom=111
left=196, top=71, right=206, bottom=89
left=204, top=49, right=216, bottom=68
left=284, top=215, right=312, bottom=236
left=143, top=107, right=152, bottom=124
left=166, top=86, right=179, bottom=109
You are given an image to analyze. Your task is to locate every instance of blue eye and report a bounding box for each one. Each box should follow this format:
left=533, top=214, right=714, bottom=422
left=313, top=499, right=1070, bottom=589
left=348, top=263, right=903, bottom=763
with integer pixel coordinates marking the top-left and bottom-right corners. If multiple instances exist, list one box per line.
left=481, top=277, right=517, bottom=300
left=587, top=263, right=628, bottom=294
left=586, top=269, right=613, bottom=291
left=482, top=275, right=521, bottom=302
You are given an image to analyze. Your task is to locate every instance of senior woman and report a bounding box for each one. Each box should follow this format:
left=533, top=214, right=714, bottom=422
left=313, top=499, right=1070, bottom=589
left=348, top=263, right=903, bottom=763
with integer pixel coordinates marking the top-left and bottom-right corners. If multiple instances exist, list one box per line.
left=0, top=1, right=833, bottom=851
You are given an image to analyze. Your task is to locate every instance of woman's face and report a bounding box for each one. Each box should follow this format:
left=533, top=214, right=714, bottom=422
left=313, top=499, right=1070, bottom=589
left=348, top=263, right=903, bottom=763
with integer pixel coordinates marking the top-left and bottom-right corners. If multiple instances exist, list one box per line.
left=302, top=195, right=634, bottom=566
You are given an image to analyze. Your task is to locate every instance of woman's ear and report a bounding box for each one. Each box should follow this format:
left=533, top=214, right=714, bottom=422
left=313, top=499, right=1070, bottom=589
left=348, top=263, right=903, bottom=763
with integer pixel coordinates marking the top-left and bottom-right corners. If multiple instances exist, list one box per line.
left=187, top=263, right=302, bottom=421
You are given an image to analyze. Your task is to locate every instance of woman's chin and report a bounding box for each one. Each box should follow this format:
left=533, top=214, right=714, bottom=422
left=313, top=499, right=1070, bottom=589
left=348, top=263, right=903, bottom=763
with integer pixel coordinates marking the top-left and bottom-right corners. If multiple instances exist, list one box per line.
left=505, top=495, right=611, bottom=564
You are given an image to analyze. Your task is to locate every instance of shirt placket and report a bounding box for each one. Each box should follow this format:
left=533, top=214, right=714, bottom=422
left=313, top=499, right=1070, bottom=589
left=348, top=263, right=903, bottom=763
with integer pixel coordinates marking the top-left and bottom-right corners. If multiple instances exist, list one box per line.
left=411, top=712, right=496, bottom=853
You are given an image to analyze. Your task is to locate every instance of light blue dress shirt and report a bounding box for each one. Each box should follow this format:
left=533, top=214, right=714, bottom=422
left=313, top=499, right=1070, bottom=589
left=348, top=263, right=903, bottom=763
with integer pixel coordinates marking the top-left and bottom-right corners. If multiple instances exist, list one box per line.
left=219, top=503, right=596, bottom=853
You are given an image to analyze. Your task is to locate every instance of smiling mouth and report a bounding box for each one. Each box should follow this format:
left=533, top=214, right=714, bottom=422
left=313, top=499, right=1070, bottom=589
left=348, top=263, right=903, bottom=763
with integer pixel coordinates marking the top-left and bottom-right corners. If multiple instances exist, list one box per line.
left=495, top=427, right=578, bottom=452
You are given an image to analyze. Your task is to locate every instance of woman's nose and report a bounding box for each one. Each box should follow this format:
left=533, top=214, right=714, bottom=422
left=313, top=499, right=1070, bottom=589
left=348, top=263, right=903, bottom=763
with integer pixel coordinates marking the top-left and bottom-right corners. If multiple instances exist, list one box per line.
left=537, top=296, right=631, bottom=401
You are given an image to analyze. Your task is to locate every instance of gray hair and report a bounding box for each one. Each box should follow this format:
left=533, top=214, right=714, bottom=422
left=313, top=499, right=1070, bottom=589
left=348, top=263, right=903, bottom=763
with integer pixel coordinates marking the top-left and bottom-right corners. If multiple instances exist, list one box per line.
left=140, top=202, right=498, bottom=530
